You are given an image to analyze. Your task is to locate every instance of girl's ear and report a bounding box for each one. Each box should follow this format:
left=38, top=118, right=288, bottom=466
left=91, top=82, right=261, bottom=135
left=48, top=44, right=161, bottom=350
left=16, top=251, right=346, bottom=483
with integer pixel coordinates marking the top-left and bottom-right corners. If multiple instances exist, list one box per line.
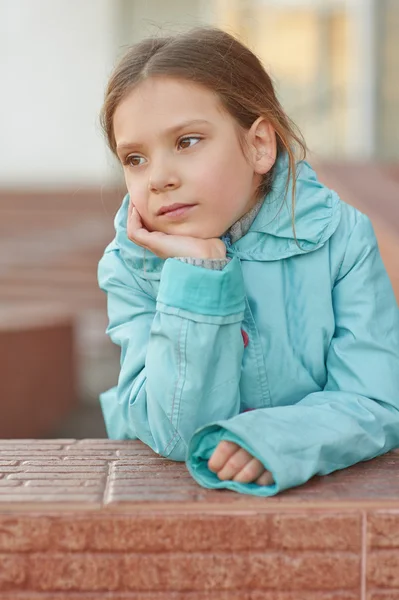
left=248, top=117, right=276, bottom=175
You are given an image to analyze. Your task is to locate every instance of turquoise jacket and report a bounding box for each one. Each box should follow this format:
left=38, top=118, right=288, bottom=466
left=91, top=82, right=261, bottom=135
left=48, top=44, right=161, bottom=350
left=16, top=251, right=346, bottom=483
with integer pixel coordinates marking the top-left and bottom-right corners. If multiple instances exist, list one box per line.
left=98, top=153, right=399, bottom=496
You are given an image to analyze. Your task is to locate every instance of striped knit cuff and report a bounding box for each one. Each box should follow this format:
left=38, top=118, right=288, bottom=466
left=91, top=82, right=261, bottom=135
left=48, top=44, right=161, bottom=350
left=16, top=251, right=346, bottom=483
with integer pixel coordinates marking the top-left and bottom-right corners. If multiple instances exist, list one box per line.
left=174, top=257, right=231, bottom=271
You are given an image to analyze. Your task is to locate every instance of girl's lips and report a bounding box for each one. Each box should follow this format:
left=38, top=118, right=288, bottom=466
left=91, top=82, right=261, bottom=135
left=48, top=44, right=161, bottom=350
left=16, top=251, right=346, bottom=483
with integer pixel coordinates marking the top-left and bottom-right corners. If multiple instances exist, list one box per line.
left=159, top=204, right=197, bottom=219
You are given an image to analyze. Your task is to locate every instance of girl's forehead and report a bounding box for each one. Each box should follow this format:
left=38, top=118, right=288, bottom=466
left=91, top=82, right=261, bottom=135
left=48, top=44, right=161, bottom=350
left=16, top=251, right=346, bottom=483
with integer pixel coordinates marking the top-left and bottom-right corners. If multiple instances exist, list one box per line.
left=125, top=76, right=217, bottom=109
left=113, top=76, right=228, bottom=141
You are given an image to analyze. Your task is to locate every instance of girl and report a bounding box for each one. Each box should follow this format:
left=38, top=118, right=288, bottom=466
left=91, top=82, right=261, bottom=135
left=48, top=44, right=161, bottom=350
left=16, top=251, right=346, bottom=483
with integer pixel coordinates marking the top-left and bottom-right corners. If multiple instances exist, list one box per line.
left=98, top=27, right=399, bottom=496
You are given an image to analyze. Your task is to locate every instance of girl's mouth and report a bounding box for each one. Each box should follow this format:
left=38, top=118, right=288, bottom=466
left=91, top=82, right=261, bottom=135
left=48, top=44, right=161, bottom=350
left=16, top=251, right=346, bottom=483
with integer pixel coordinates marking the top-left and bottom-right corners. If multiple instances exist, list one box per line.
left=157, top=203, right=197, bottom=219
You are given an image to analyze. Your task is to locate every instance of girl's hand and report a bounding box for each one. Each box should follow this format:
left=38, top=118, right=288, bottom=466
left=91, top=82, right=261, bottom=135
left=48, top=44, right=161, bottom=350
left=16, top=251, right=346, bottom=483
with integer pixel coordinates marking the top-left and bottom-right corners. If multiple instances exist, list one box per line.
left=127, top=202, right=227, bottom=261
left=208, top=440, right=274, bottom=486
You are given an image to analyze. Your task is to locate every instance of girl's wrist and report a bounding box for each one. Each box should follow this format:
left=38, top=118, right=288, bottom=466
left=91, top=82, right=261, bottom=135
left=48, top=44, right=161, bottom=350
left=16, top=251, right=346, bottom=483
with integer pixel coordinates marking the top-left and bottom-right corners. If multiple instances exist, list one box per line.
left=190, top=239, right=227, bottom=259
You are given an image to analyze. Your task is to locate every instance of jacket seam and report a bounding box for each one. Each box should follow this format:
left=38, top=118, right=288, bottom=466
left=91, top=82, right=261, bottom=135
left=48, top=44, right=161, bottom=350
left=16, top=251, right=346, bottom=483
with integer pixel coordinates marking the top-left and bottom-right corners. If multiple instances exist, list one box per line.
left=162, top=318, right=187, bottom=455
left=333, top=211, right=360, bottom=286
left=163, top=430, right=187, bottom=459
left=206, top=375, right=241, bottom=397
left=244, top=299, right=272, bottom=408
left=174, top=317, right=188, bottom=436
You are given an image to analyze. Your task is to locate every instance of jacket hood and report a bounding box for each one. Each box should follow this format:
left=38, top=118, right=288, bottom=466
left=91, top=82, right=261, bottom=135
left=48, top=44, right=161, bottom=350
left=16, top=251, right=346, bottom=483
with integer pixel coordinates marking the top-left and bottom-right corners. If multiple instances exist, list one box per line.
left=110, top=152, right=342, bottom=279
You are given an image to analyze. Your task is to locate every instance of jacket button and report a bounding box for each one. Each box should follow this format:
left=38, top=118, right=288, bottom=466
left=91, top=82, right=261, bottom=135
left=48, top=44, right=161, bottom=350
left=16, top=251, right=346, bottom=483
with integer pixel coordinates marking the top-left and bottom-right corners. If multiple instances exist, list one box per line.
left=241, top=329, right=249, bottom=348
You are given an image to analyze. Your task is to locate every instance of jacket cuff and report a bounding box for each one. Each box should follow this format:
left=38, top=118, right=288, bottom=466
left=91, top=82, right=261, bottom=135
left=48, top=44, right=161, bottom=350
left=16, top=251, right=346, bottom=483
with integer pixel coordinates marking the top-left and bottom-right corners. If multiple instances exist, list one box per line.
left=186, top=422, right=282, bottom=497
left=157, top=256, right=246, bottom=316
left=175, top=257, right=231, bottom=271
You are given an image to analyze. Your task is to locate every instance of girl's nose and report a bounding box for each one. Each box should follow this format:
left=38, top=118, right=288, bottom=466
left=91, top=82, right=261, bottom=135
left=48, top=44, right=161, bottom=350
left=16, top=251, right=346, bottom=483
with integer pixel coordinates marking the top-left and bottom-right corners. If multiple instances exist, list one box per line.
left=149, top=171, right=180, bottom=194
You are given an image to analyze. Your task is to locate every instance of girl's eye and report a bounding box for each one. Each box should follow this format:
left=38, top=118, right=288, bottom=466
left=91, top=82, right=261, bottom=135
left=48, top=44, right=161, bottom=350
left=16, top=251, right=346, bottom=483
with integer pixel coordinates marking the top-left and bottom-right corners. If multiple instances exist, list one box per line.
left=124, top=155, right=145, bottom=168
left=178, top=136, right=201, bottom=150
left=123, top=137, right=201, bottom=167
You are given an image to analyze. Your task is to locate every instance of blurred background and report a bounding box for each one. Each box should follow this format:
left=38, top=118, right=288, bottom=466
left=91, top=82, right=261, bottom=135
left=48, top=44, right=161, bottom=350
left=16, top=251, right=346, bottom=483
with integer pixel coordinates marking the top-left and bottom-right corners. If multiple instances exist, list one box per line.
left=1, top=0, right=398, bottom=439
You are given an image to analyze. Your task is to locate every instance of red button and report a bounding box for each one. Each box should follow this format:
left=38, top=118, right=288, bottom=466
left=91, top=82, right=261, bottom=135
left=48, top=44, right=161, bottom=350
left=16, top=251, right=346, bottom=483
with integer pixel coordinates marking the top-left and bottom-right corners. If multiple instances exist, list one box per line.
left=241, top=329, right=249, bottom=348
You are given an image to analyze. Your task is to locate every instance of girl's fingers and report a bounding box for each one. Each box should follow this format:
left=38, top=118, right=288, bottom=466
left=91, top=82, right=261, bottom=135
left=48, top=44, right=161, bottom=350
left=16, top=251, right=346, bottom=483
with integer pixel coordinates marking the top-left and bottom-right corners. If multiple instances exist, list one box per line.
left=254, top=470, right=274, bottom=486
left=208, top=441, right=240, bottom=473
left=127, top=205, right=172, bottom=256
left=128, top=206, right=151, bottom=246
left=209, top=441, right=273, bottom=485
left=128, top=205, right=142, bottom=231
left=232, top=457, right=267, bottom=484
left=216, top=447, right=256, bottom=481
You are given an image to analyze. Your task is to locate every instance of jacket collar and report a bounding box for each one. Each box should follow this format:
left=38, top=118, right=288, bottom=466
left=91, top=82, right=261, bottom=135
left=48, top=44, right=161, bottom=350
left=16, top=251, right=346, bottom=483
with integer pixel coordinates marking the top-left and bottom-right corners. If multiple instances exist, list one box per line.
left=112, top=152, right=341, bottom=278
left=228, top=152, right=341, bottom=261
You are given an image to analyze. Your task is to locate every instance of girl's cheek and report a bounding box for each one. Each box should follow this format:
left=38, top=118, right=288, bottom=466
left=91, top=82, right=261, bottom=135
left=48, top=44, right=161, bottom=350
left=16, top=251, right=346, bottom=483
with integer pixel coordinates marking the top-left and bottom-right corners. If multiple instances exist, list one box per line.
left=126, top=188, right=150, bottom=224
left=192, top=167, right=225, bottom=199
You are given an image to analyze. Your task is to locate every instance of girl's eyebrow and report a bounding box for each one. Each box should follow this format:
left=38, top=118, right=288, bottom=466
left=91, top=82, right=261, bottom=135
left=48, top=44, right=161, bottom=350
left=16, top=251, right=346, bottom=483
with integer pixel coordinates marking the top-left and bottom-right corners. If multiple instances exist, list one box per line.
left=116, top=119, right=211, bottom=155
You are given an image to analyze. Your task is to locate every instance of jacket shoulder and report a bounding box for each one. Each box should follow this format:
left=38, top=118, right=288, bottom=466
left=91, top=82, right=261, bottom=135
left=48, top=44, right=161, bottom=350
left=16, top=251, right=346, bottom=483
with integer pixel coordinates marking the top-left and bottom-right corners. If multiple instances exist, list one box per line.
left=329, top=199, right=377, bottom=280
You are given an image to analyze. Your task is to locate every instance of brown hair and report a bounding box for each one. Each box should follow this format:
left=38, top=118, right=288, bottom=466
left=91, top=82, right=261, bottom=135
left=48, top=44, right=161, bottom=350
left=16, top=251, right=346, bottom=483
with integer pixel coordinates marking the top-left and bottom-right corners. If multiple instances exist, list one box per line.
left=100, top=26, right=306, bottom=232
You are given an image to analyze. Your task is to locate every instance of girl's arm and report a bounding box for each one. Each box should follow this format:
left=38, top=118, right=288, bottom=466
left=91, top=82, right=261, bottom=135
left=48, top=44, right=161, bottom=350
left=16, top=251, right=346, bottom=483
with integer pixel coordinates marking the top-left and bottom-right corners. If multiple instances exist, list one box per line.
left=186, top=212, right=399, bottom=495
left=98, top=249, right=246, bottom=461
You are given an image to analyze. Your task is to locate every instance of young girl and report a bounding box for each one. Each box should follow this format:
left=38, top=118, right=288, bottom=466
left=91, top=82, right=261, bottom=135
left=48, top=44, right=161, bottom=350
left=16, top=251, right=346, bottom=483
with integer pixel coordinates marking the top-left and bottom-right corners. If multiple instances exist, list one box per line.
left=98, top=27, right=399, bottom=496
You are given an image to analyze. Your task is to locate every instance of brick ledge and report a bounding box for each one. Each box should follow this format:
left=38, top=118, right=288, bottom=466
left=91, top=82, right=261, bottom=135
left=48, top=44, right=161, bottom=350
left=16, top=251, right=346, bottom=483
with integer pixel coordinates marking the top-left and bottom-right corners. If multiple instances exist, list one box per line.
left=1, top=440, right=399, bottom=596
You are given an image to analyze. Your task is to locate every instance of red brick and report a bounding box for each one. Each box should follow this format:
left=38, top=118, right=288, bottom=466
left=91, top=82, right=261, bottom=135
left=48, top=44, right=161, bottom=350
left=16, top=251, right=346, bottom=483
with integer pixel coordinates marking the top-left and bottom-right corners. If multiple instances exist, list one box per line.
left=368, top=550, right=399, bottom=588
left=22, top=489, right=103, bottom=497
left=8, top=473, right=105, bottom=480
left=0, top=480, right=21, bottom=487
left=368, top=512, right=399, bottom=548
left=48, top=520, right=92, bottom=551
left=0, top=467, right=23, bottom=472
left=61, top=460, right=108, bottom=466
left=89, top=514, right=271, bottom=552
left=368, top=593, right=399, bottom=600
left=107, top=492, right=201, bottom=503
left=1, top=515, right=267, bottom=554
left=24, top=479, right=103, bottom=487
left=0, top=592, right=362, bottom=599
left=0, top=451, right=77, bottom=457
left=113, top=464, right=187, bottom=471
left=74, top=442, right=141, bottom=451
left=110, top=471, right=192, bottom=478
left=0, top=517, right=52, bottom=551
left=112, top=458, right=170, bottom=465
left=22, top=466, right=106, bottom=472
left=121, top=552, right=360, bottom=591
left=110, top=481, right=195, bottom=491
left=0, top=555, right=27, bottom=589
left=57, top=450, right=117, bottom=457
left=21, top=460, right=61, bottom=465
left=270, top=513, right=362, bottom=550
left=29, top=553, right=121, bottom=591
left=116, top=449, right=169, bottom=457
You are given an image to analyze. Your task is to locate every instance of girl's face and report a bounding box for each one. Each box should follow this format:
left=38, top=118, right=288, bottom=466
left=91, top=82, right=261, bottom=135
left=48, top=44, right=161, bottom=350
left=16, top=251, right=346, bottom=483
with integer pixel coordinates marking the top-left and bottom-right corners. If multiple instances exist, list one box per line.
left=113, top=76, right=273, bottom=238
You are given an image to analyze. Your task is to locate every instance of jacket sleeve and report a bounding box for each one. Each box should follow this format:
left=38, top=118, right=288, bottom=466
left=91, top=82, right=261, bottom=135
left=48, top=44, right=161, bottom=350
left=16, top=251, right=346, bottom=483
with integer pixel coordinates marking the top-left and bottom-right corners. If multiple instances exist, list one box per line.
left=98, top=249, right=246, bottom=461
left=186, top=212, right=399, bottom=495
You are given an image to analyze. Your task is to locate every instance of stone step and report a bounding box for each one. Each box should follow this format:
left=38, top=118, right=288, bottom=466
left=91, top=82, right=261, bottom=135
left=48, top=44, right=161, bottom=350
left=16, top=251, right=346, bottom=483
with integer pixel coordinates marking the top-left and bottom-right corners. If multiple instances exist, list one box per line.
left=0, top=439, right=398, bottom=596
